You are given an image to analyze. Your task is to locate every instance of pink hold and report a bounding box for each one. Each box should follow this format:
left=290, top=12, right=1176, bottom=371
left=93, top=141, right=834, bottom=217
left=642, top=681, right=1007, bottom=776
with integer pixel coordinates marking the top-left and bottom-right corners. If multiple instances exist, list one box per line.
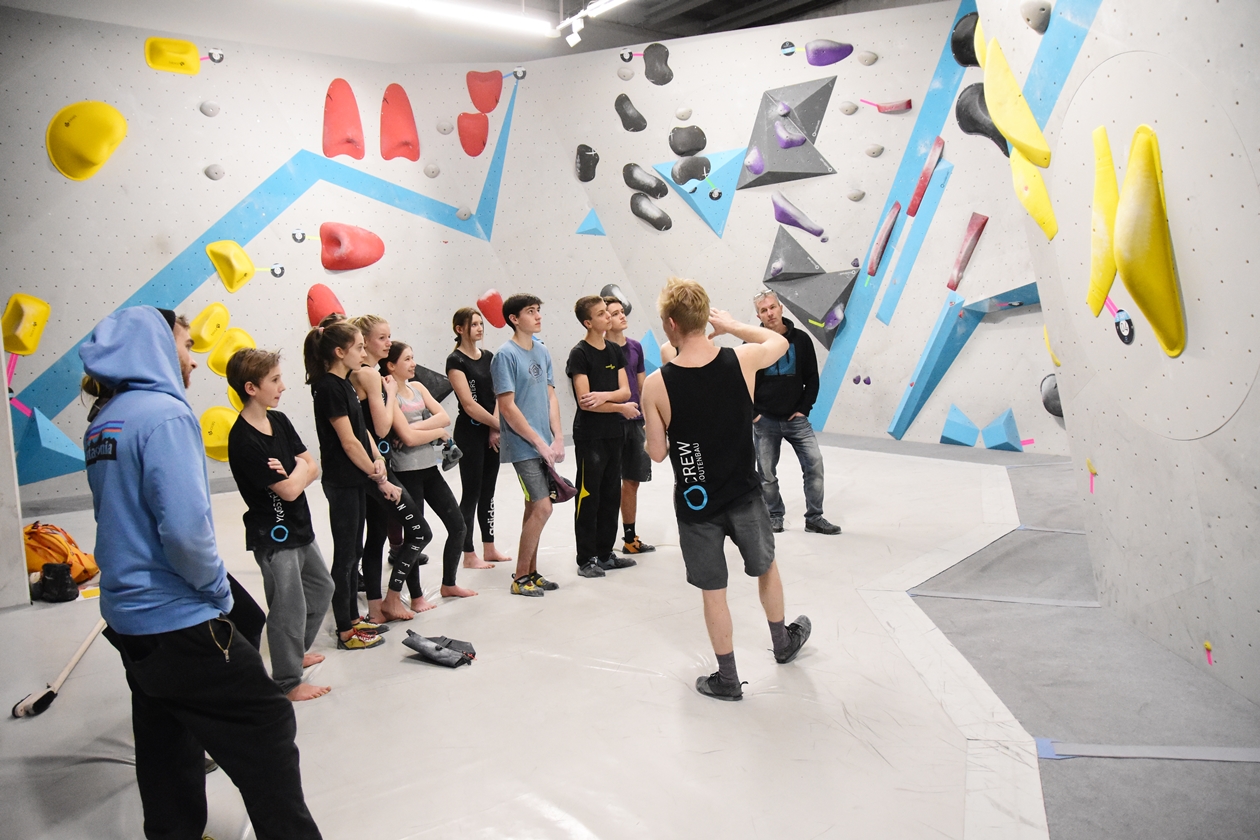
left=9, top=397, right=32, bottom=418
left=771, top=191, right=824, bottom=238
left=1021, top=438, right=1035, bottom=446
left=5, top=353, right=17, bottom=387
left=1104, top=296, right=1119, bottom=317
left=774, top=120, right=807, bottom=149
left=1089, top=474, right=1095, bottom=494
left=744, top=146, right=765, bottom=175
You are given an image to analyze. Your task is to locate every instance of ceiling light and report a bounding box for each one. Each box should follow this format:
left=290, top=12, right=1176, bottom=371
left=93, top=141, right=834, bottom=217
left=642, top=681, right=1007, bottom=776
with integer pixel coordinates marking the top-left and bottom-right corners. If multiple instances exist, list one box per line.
left=585, top=0, right=634, bottom=18
left=383, top=0, right=557, bottom=37
left=566, top=29, right=582, bottom=46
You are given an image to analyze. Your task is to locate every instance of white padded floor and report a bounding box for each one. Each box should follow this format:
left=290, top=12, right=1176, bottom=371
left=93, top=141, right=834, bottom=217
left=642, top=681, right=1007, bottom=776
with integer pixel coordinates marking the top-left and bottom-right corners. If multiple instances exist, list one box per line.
left=2, top=445, right=1046, bottom=839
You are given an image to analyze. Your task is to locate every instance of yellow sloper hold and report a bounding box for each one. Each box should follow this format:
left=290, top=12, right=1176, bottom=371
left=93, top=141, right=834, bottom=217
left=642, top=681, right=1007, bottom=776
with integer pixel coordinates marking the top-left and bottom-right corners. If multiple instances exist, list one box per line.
left=1087, top=126, right=1120, bottom=316
left=206, top=241, right=256, bottom=293
left=974, top=17, right=987, bottom=68
left=1043, top=325, right=1061, bottom=367
left=1011, top=147, right=1058, bottom=240
left=200, top=406, right=237, bottom=462
left=46, top=101, right=128, bottom=181
left=2, top=293, right=52, bottom=355
left=228, top=385, right=244, bottom=412
left=206, top=327, right=256, bottom=378
left=189, top=302, right=230, bottom=353
left=1085, top=457, right=1097, bottom=475
left=144, top=37, right=201, bottom=75
left=1114, top=125, right=1186, bottom=357
left=984, top=38, right=1051, bottom=168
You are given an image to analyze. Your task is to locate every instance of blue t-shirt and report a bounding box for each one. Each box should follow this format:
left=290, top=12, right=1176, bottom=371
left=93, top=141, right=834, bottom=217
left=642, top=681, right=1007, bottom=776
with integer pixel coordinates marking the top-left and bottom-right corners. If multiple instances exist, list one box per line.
left=491, top=338, right=555, bottom=464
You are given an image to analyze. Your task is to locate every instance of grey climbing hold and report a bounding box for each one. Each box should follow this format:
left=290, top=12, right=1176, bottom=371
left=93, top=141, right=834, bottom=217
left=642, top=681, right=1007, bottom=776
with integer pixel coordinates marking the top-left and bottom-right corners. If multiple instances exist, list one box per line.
left=865, top=145, right=884, bottom=158
left=643, top=42, right=673, bottom=85
left=775, top=120, right=807, bottom=149
left=1041, top=373, right=1063, bottom=417
left=576, top=145, right=599, bottom=182
left=204, top=164, right=224, bottom=180
left=857, top=51, right=878, bottom=66
left=1021, top=0, right=1052, bottom=34
left=199, top=101, right=220, bottom=117
left=623, top=163, right=668, bottom=198
left=761, top=226, right=824, bottom=283
left=630, top=192, right=671, bottom=230
left=436, top=119, right=454, bottom=135
left=671, top=155, right=710, bottom=185
left=618, top=66, right=634, bottom=81
left=669, top=125, right=707, bottom=157
left=675, top=107, right=692, bottom=121
left=956, top=83, right=1010, bottom=157
left=839, top=101, right=858, bottom=116
left=847, top=190, right=865, bottom=202
left=456, top=206, right=472, bottom=221
left=424, top=163, right=440, bottom=178
left=615, top=94, right=647, bottom=132
left=951, top=12, right=981, bottom=68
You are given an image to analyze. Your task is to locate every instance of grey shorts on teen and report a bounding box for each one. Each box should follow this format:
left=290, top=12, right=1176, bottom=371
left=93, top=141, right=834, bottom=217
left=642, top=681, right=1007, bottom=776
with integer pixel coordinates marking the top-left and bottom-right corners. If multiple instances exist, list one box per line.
left=677, top=488, right=775, bottom=590
left=513, top=457, right=554, bottom=503
left=621, top=417, right=652, bottom=483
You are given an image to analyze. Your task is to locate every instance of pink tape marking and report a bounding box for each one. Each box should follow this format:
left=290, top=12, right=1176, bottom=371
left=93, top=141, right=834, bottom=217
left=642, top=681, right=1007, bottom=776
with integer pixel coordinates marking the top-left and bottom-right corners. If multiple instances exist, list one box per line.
left=1206, top=649, right=1214, bottom=666
left=9, top=397, right=32, bottom=417
left=200, top=55, right=210, bottom=61
left=5, top=353, right=16, bottom=387
left=1021, top=438, right=1035, bottom=446
left=1088, top=474, right=1095, bottom=494
left=1104, top=296, right=1118, bottom=317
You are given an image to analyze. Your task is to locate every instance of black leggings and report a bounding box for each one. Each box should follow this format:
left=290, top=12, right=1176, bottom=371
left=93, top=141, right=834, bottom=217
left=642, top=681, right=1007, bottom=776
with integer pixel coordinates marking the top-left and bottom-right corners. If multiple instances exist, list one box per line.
left=323, top=483, right=366, bottom=633
left=348, top=479, right=431, bottom=603
left=396, top=467, right=466, bottom=588
left=454, top=421, right=499, bottom=551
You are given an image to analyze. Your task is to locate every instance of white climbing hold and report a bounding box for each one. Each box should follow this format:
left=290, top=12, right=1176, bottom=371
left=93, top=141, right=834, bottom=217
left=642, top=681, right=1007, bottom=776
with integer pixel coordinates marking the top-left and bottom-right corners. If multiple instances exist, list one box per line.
left=199, top=101, right=220, bottom=117
left=865, top=145, right=884, bottom=158
left=204, top=164, right=224, bottom=180
left=424, top=163, right=440, bottom=178
left=618, top=66, right=634, bottom=81
left=675, top=107, right=692, bottom=121
left=436, top=119, right=454, bottom=135
left=839, top=101, right=858, bottom=115
left=455, top=206, right=472, bottom=221
left=857, top=51, right=878, bottom=66
left=847, top=189, right=865, bottom=201
left=1021, top=0, right=1052, bottom=33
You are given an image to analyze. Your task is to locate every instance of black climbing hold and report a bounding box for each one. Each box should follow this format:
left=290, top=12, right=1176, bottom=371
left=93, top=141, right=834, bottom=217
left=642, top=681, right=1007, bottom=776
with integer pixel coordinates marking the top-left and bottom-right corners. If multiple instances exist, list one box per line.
left=956, top=83, right=1010, bottom=157
left=708, top=189, right=722, bottom=201
left=1040, top=373, right=1063, bottom=417
left=951, top=12, right=980, bottom=68
left=669, top=125, right=707, bottom=157
left=620, top=50, right=634, bottom=63
left=615, top=93, right=647, bottom=132
left=671, top=155, right=711, bottom=185
left=600, top=283, right=632, bottom=316
left=630, top=192, right=671, bottom=231
left=643, top=42, right=673, bottom=86
left=576, top=144, right=599, bottom=182
left=1114, top=310, right=1135, bottom=345
left=781, top=41, right=796, bottom=56
left=623, top=163, right=668, bottom=198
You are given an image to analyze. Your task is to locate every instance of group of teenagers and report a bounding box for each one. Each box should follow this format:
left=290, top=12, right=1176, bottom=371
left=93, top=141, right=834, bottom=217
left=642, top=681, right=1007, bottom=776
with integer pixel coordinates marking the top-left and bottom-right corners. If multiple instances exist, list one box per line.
left=76, top=277, right=839, bottom=839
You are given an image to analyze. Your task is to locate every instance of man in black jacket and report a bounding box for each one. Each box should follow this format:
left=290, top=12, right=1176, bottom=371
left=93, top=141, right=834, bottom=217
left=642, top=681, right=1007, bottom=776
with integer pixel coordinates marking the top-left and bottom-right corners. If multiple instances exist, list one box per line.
left=751, top=291, right=841, bottom=535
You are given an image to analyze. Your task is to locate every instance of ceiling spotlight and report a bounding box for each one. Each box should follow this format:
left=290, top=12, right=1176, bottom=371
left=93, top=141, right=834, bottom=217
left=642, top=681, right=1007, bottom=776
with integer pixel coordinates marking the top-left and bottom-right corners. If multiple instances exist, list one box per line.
left=566, top=28, right=582, bottom=46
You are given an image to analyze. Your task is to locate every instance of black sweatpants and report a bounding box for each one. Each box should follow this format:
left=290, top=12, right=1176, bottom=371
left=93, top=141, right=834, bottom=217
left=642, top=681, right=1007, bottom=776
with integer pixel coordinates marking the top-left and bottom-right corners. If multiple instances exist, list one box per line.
left=573, top=436, right=623, bottom=565
left=396, top=467, right=466, bottom=588
left=454, top=421, right=500, bottom=550
left=322, top=483, right=366, bottom=633
left=105, top=619, right=322, bottom=840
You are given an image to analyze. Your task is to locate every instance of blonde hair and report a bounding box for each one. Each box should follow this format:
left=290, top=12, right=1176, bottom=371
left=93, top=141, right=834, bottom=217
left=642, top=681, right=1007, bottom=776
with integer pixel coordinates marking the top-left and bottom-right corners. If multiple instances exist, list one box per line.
left=656, top=277, right=709, bottom=336
left=351, top=314, right=388, bottom=335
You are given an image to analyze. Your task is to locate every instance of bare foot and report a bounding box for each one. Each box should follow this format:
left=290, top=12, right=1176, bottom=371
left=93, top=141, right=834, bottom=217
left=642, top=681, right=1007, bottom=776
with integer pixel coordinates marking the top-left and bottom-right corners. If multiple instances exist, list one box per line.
left=366, top=599, right=385, bottom=625
left=410, top=596, right=437, bottom=612
left=483, top=546, right=514, bottom=563
left=381, top=603, right=415, bottom=621
left=287, top=683, right=331, bottom=702
left=463, top=551, right=494, bottom=570
left=440, top=584, right=479, bottom=598
left=302, top=653, right=325, bottom=668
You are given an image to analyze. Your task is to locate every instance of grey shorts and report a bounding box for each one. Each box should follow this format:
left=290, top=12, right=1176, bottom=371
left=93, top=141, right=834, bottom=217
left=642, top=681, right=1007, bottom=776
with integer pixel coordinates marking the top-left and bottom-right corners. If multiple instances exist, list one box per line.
left=677, top=488, right=775, bottom=590
left=621, top=418, right=652, bottom=483
left=513, top=457, right=554, bottom=503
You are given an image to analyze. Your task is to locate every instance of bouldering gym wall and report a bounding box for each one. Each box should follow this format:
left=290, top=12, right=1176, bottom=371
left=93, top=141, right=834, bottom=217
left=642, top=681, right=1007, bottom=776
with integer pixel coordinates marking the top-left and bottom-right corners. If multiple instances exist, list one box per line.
left=1, top=0, right=1258, bottom=837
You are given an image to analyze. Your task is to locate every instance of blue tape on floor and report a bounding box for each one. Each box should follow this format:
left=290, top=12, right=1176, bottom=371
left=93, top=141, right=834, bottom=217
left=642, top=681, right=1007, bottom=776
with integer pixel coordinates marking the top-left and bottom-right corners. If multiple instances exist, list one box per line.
left=876, top=160, right=954, bottom=325
left=1023, top=0, right=1105, bottom=128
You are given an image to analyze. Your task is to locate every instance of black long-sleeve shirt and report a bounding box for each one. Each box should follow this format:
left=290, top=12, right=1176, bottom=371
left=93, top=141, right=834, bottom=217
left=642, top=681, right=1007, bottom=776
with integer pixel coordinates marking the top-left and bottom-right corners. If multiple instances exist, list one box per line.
left=752, top=318, right=819, bottom=420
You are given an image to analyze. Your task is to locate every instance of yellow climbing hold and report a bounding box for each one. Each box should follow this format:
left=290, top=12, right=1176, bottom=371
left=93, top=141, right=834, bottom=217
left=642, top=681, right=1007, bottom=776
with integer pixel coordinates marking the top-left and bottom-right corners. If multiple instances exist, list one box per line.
left=144, top=37, right=201, bottom=75
left=206, top=241, right=256, bottom=294
left=974, top=17, right=987, bottom=68
left=1087, top=126, right=1119, bottom=317
left=984, top=38, right=1051, bottom=168
left=199, top=406, right=237, bottom=461
left=206, top=327, right=256, bottom=378
left=189, top=302, right=230, bottom=353
left=1114, top=125, right=1185, bottom=358
left=46, top=101, right=127, bottom=181
left=1085, top=457, right=1097, bottom=476
left=1043, top=325, right=1061, bottom=367
left=2, top=293, right=51, bottom=355
left=228, top=384, right=244, bottom=412
left=1010, top=147, right=1058, bottom=240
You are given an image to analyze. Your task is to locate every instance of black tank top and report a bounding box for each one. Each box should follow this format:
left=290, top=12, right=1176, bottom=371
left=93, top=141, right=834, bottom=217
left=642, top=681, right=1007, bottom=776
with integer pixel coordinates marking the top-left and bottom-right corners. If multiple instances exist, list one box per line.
left=660, top=347, right=758, bottom=522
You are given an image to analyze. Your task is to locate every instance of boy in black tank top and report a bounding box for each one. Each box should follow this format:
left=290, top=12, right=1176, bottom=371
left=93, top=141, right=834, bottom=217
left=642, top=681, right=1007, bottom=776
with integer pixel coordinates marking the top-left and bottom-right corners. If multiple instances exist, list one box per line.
left=641, top=278, right=812, bottom=701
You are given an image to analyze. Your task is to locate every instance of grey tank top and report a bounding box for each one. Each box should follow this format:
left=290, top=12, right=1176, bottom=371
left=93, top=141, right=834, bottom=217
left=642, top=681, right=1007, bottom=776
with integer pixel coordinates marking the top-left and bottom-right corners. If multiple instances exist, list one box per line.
left=388, top=385, right=441, bottom=472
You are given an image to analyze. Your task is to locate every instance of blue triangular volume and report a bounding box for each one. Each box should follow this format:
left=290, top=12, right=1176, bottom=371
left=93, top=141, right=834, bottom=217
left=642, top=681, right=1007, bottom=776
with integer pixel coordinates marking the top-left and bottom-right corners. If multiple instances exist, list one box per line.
left=940, top=404, right=979, bottom=447
left=652, top=147, right=745, bottom=237
left=576, top=208, right=606, bottom=236
left=887, top=292, right=984, bottom=440
left=641, top=329, right=663, bottom=374
left=15, top=405, right=85, bottom=485
left=981, top=409, right=1023, bottom=452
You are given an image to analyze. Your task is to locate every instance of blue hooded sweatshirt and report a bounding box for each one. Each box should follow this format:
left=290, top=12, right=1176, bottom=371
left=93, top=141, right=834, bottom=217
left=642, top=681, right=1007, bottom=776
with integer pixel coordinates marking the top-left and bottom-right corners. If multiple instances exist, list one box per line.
left=79, top=306, right=232, bottom=635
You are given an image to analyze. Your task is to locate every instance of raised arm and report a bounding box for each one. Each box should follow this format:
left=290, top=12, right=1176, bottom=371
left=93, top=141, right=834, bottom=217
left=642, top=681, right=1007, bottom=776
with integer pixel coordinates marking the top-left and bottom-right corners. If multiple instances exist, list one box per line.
left=708, top=309, right=790, bottom=398
left=641, top=371, right=670, bottom=463
left=350, top=366, right=396, bottom=439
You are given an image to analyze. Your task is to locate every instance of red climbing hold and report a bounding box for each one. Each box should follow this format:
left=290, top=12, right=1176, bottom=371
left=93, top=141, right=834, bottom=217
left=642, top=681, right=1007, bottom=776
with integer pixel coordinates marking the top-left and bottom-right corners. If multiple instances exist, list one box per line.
left=380, top=83, right=420, bottom=161
left=319, top=222, right=385, bottom=271
left=466, top=71, right=503, bottom=114
left=306, top=283, right=345, bottom=326
left=458, top=112, right=489, bottom=157
left=323, top=78, right=365, bottom=160
left=477, top=289, right=506, bottom=329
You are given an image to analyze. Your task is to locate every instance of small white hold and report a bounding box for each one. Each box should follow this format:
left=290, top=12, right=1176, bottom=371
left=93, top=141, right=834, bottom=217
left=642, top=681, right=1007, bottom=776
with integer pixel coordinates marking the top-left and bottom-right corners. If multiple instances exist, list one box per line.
left=455, top=206, right=472, bottom=221
left=618, top=66, right=634, bottom=81
left=675, top=107, right=692, bottom=121
left=424, top=163, right=440, bottom=178
left=204, top=164, right=224, bottom=180
left=199, top=100, right=220, bottom=117
left=436, top=119, right=454, bottom=135
left=1021, top=0, right=1052, bottom=33
left=776, top=101, right=791, bottom=116
left=865, top=144, right=884, bottom=158
left=857, top=51, right=878, bottom=66
left=847, top=189, right=865, bottom=202
left=839, top=101, right=858, bottom=115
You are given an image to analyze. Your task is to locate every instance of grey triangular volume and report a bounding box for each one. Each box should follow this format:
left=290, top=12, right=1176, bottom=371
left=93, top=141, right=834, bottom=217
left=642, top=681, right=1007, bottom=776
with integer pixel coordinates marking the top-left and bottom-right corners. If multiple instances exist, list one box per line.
left=765, top=76, right=836, bottom=145
left=762, top=226, right=825, bottom=283
left=767, top=268, right=859, bottom=350
left=777, top=297, right=838, bottom=350
left=736, top=103, right=835, bottom=190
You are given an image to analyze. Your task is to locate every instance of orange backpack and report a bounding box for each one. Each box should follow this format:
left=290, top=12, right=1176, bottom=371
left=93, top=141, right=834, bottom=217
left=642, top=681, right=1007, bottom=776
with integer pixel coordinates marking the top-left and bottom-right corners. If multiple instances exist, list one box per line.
left=23, top=521, right=99, bottom=584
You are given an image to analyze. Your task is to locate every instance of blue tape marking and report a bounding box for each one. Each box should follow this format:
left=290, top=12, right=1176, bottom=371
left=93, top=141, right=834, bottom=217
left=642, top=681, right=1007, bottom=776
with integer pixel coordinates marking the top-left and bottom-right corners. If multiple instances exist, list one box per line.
left=16, top=84, right=522, bottom=438
left=811, top=0, right=976, bottom=430
left=1035, top=737, right=1072, bottom=760
left=876, top=160, right=955, bottom=325
left=1023, top=0, right=1105, bottom=128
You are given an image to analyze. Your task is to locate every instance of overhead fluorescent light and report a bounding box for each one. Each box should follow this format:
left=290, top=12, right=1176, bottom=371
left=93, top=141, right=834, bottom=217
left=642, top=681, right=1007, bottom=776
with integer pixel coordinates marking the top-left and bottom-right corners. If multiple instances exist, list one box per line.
left=381, top=0, right=557, bottom=37
left=585, top=0, right=634, bottom=18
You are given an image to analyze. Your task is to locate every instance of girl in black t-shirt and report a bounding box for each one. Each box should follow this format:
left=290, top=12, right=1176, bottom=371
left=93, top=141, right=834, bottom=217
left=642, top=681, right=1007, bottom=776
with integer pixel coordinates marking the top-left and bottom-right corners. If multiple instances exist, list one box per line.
left=446, top=308, right=513, bottom=568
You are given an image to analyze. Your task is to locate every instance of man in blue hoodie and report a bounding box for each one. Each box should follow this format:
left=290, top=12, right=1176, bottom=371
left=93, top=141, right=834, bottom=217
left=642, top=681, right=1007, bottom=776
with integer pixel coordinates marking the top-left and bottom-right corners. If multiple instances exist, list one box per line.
left=80, top=306, right=321, bottom=840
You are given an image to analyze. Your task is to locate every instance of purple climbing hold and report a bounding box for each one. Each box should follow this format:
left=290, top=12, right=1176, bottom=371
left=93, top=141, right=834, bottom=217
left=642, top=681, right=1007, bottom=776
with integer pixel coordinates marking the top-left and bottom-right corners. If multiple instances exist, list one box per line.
left=774, top=120, right=807, bottom=149
left=771, top=191, right=824, bottom=238
left=851, top=258, right=860, bottom=268
left=853, top=375, right=861, bottom=384
left=805, top=39, right=854, bottom=66
left=744, top=146, right=766, bottom=176
left=863, top=376, right=871, bottom=385
left=824, top=304, right=844, bottom=329
left=777, top=101, right=792, bottom=116
left=769, top=258, right=784, bottom=277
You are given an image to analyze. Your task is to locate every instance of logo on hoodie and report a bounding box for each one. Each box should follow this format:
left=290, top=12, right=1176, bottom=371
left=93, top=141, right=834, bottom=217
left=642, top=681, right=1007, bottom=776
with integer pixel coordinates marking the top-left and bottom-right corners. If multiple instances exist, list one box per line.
left=85, top=420, right=124, bottom=465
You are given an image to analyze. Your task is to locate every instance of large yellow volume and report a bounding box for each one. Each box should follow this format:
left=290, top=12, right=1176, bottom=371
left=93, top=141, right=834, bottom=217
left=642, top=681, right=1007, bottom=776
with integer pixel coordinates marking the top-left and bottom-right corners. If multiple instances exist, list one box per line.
left=144, top=37, right=201, bottom=75
left=206, top=327, right=256, bottom=377
left=1113, top=125, right=1186, bottom=357
left=189, top=302, right=230, bottom=353
left=199, top=406, right=237, bottom=461
left=984, top=38, right=1051, bottom=168
left=1087, top=126, right=1119, bottom=316
left=974, top=17, right=987, bottom=68
left=205, top=241, right=256, bottom=293
left=46, top=101, right=127, bottom=181
left=1011, top=147, right=1058, bottom=240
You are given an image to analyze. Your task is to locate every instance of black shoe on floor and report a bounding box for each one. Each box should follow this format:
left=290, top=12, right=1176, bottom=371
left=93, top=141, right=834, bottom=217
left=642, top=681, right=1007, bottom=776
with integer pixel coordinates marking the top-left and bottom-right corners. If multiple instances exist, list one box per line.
left=770, top=519, right=785, bottom=533
left=804, top=518, right=841, bottom=535
left=695, top=671, right=745, bottom=701
left=577, top=560, right=606, bottom=578
left=774, top=615, right=812, bottom=664
left=596, top=552, right=637, bottom=570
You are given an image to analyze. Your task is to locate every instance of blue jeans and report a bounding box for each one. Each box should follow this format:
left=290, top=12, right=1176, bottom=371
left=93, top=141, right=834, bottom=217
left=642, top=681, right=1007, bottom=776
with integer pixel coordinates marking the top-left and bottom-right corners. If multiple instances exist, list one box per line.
left=753, top=414, right=825, bottom=523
